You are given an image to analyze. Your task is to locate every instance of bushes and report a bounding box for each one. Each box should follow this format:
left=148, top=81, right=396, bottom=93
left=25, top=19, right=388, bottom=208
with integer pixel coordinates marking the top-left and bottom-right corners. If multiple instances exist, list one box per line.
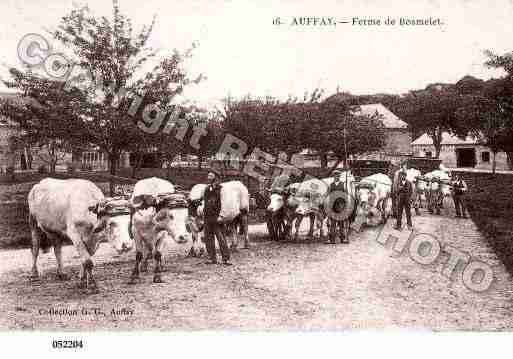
left=463, top=171, right=513, bottom=277
left=37, top=165, right=48, bottom=174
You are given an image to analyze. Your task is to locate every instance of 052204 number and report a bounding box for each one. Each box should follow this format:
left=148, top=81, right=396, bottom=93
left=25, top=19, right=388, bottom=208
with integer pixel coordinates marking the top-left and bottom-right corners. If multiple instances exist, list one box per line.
left=52, top=340, right=84, bottom=349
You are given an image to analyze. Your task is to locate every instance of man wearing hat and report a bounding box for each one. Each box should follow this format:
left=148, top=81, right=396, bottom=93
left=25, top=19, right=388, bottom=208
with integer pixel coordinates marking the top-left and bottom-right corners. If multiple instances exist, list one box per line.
left=203, top=169, right=232, bottom=265
left=451, top=173, right=469, bottom=218
left=326, top=169, right=352, bottom=243
left=392, top=161, right=408, bottom=218
left=394, top=169, right=414, bottom=231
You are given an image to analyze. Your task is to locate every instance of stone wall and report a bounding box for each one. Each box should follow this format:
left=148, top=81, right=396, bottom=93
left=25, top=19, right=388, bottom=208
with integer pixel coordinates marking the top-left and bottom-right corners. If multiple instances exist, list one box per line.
left=384, top=128, right=412, bottom=155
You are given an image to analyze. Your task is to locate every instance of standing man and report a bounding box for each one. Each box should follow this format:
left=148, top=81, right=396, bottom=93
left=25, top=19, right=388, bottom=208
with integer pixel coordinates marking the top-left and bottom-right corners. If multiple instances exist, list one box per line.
left=203, top=170, right=232, bottom=266
left=326, top=169, right=352, bottom=244
left=392, top=161, right=408, bottom=218
left=394, top=170, right=414, bottom=231
left=452, top=174, right=469, bottom=218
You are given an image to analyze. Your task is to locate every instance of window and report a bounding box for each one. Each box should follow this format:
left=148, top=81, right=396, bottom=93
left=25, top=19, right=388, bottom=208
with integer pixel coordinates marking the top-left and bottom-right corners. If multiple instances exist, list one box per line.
left=425, top=151, right=433, bottom=158
left=481, top=151, right=490, bottom=163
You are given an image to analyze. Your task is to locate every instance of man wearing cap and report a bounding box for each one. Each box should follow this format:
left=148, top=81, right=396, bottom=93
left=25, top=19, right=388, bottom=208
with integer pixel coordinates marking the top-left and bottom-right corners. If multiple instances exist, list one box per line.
left=203, top=170, right=232, bottom=265
left=392, top=161, right=408, bottom=218
left=451, top=174, right=469, bottom=218
left=326, top=169, right=352, bottom=244
left=394, top=170, right=414, bottom=231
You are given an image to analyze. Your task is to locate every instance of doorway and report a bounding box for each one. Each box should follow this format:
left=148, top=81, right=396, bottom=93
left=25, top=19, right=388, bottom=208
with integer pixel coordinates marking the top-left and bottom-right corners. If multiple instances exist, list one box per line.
left=456, top=148, right=476, bottom=168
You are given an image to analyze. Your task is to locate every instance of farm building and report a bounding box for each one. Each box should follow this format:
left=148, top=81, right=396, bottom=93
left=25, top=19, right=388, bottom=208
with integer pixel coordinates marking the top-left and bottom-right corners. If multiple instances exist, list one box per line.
left=412, top=132, right=510, bottom=171
left=295, top=102, right=413, bottom=167
left=351, top=103, right=412, bottom=160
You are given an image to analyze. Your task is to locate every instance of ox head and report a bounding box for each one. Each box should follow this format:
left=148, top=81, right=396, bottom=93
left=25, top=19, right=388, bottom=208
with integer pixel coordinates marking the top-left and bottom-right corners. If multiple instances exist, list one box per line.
left=267, top=192, right=285, bottom=214
left=440, top=181, right=452, bottom=197
left=132, top=193, right=192, bottom=246
left=428, top=176, right=452, bottom=197
left=294, top=190, right=324, bottom=216
left=266, top=184, right=298, bottom=215
left=415, top=176, right=427, bottom=192
left=89, top=197, right=133, bottom=254
left=355, top=182, right=376, bottom=212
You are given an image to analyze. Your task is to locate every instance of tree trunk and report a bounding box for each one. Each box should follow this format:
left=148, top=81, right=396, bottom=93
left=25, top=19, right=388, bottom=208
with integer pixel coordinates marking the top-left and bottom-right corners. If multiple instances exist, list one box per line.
left=131, top=153, right=143, bottom=178
left=165, top=154, right=176, bottom=180
left=166, top=163, right=172, bottom=179
left=492, top=151, right=497, bottom=174
left=109, top=153, right=119, bottom=196
left=49, top=145, right=57, bottom=173
left=320, top=152, right=328, bottom=169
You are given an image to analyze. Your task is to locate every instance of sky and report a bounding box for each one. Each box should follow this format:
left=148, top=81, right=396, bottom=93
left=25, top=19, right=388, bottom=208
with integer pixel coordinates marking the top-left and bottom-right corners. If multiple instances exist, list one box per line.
left=0, top=0, right=512, bottom=108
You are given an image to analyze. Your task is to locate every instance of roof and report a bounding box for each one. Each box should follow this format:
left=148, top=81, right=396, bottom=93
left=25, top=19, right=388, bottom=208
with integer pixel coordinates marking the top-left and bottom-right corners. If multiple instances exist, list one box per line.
left=351, top=103, right=408, bottom=129
left=412, top=132, right=480, bottom=146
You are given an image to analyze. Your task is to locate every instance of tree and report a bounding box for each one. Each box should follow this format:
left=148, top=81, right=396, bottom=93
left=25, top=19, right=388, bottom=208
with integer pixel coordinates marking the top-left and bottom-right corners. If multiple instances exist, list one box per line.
left=482, top=51, right=513, bottom=169
left=392, top=86, right=469, bottom=158
left=303, top=101, right=385, bottom=173
left=222, top=93, right=385, bottom=172
left=185, top=110, right=225, bottom=169
left=0, top=0, right=203, bottom=193
left=456, top=95, right=507, bottom=173
left=33, top=140, right=70, bottom=173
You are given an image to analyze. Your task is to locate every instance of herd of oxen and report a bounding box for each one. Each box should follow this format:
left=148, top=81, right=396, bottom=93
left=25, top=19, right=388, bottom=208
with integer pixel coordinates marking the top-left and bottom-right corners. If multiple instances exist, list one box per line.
left=26, top=166, right=453, bottom=291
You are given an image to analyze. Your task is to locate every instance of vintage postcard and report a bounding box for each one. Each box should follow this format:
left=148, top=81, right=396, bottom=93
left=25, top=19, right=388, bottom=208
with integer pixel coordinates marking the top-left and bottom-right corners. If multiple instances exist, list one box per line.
left=0, top=0, right=512, bottom=354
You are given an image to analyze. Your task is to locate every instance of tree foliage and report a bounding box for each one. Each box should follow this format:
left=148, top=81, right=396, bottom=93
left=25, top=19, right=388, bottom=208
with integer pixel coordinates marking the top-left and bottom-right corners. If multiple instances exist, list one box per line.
left=0, top=0, right=203, bottom=190
left=222, top=94, right=385, bottom=170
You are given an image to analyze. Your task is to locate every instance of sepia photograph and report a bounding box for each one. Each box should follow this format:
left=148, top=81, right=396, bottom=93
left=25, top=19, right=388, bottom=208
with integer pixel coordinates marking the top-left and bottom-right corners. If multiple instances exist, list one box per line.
left=0, top=0, right=513, bottom=353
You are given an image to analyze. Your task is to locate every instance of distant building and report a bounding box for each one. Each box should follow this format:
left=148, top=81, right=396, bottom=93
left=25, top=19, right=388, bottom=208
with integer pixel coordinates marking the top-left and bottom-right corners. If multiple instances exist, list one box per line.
left=412, top=132, right=510, bottom=171
left=351, top=103, right=412, bottom=161
left=82, top=149, right=130, bottom=171
left=295, top=101, right=412, bottom=166
left=0, top=92, right=73, bottom=172
left=0, top=92, right=135, bottom=172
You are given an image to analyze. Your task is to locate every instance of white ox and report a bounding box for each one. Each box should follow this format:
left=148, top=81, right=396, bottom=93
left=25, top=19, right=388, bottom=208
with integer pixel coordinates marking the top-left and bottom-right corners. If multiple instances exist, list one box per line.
left=267, top=173, right=356, bottom=240
left=129, top=177, right=192, bottom=284
left=266, top=178, right=327, bottom=240
left=356, top=173, right=393, bottom=225
left=405, top=168, right=429, bottom=214
left=290, top=177, right=334, bottom=239
left=266, top=187, right=299, bottom=241
left=424, top=170, right=452, bottom=214
left=28, top=178, right=133, bottom=289
left=188, top=180, right=250, bottom=251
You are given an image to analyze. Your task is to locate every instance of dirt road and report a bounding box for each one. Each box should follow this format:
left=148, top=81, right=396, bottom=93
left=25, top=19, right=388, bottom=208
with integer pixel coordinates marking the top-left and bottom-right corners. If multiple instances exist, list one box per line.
left=1, top=210, right=513, bottom=330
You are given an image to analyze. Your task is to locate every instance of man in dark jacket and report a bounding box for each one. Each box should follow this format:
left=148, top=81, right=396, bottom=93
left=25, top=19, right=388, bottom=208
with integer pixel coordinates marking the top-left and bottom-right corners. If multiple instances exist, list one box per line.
left=203, top=170, right=231, bottom=265
left=394, top=170, right=414, bottom=231
left=392, top=161, right=408, bottom=218
left=326, top=170, right=352, bottom=244
left=452, top=174, right=468, bottom=218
